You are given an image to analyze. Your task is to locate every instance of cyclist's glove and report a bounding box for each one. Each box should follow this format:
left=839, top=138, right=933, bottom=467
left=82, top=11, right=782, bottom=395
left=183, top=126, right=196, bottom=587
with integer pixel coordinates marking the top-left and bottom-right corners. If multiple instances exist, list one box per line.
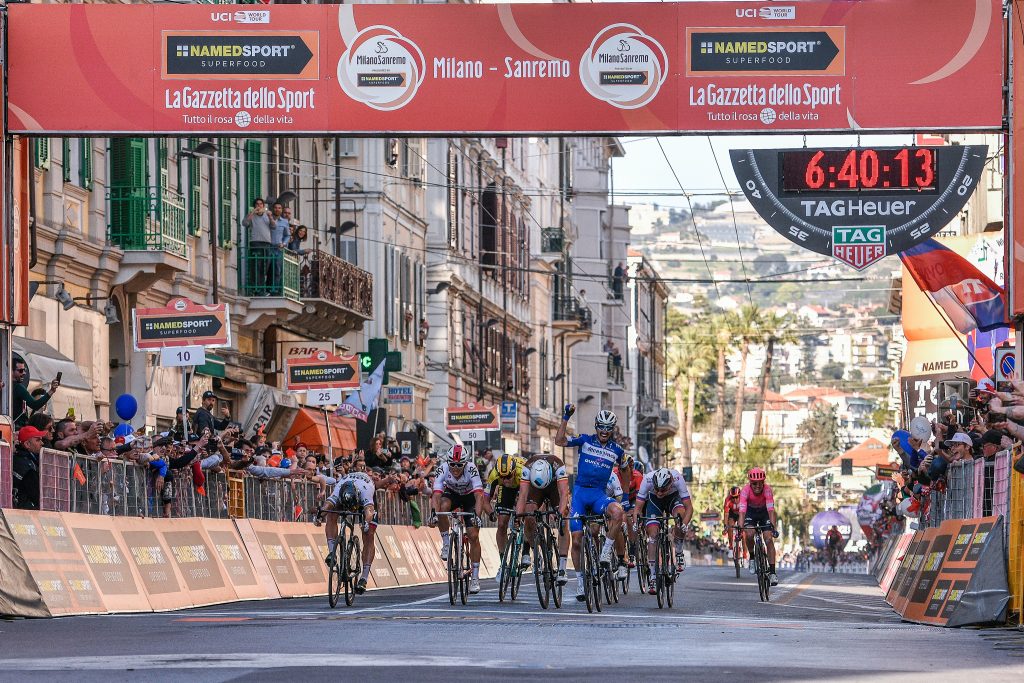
left=474, top=515, right=484, bottom=527
left=361, top=521, right=371, bottom=533
left=562, top=403, right=575, bottom=421
left=427, top=513, right=437, bottom=526
left=771, top=530, right=780, bottom=539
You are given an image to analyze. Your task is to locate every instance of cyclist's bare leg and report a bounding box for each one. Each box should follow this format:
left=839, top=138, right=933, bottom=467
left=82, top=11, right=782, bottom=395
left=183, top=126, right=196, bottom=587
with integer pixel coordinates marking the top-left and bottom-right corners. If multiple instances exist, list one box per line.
left=496, top=512, right=511, bottom=554
left=467, top=526, right=481, bottom=564
left=765, top=533, right=777, bottom=567
left=436, top=497, right=453, bottom=534
left=606, top=502, right=626, bottom=558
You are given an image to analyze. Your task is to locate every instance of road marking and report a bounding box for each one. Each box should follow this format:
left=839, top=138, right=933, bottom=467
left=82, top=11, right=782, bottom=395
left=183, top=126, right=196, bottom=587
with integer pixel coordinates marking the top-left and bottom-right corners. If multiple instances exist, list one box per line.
left=174, top=617, right=251, bottom=623
left=0, top=653, right=522, bottom=671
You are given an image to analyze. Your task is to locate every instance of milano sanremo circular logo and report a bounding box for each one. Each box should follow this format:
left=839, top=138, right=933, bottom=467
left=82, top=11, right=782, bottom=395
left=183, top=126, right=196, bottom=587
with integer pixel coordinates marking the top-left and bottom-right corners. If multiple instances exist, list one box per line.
left=580, top=24, right=668, bottom=110
left=337, top=25, right=426, bottom=111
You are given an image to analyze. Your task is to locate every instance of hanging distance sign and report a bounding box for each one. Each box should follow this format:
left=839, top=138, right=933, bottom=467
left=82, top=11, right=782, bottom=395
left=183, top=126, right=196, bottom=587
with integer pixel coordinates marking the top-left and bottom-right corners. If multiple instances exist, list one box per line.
left=730, top=145, right=988, bottom=270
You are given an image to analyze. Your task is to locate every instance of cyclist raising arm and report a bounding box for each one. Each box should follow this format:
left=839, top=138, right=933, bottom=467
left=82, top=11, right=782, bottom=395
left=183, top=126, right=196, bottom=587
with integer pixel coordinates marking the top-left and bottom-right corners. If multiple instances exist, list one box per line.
left=555, top=404, right=631, bottom=602
left=739, top=468, right=779, bottom=586
left=429, top=444, right=486, bottom=594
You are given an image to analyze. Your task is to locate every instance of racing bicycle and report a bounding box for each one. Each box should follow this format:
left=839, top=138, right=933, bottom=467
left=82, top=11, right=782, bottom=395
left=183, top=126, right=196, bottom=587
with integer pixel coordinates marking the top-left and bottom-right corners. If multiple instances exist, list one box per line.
left=436, top=511, right=476, bottom=606
left=634, top=521, right=650, bottom=594
left=729, top=521, right=744, bottom=579
left=324, top=510, right=363, bottom=608
left=577, top=514, right=610, bottom=614
left=746, top=522, right=775, bottom=602
left=647, top=514, right=678, bottom=609
left=497, top=507, right=526, bottom=603
left=525, top=509, right=563, bottom=609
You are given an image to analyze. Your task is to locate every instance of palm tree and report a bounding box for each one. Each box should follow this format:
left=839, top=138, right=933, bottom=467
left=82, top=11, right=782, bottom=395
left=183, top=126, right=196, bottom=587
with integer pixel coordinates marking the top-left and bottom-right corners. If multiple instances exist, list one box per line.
left=666, top=310, right=715, bottom=467
left=711, top=312, right=733, bottom=449
left=751, top=312, right=800, bottom=437
left=731, top=304, right=764, bottom=445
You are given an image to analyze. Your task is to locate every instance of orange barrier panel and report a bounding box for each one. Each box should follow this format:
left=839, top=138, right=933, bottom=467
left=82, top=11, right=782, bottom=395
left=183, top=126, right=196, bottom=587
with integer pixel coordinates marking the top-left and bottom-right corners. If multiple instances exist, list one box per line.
left=157, top=519, right=240, bottom=607
left=1, top=510, right=107, bottom=616
left=282, top=530, right=327, bottom=596
left=0, top=510, right=52, bottom=617
left=245, top=519, right=306, bottom=598
left=202, top=519, right=270, bottom=602
left=117, top=517, right=193, bottom=611
left=232, top=519, right=284, bottom=600
left=378, top=525, right=431, bottom=587
left=61, top=512, right=154, bottom=613
left=392, top=525, right=434, bottom=586
left=369, top=533, right=400, bottom=589
left=477, top=527, right=500, bottom=579
left=881, top=517, right=1009, bottom=626
left=412, top=526, right=448, bottom=583
left=878, top=532, right=914, bottom=596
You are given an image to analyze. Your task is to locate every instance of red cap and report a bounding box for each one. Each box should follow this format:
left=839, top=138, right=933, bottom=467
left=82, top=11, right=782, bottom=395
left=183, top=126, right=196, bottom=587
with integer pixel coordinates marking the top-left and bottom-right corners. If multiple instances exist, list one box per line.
left=18, top=426, right=47, bottom=442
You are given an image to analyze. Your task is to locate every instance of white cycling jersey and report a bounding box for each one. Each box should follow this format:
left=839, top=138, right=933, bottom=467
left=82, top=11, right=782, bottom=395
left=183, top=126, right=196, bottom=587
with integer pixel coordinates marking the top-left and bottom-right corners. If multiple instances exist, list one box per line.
left=636, top=469, right=691, bottom=502
left=432, top=461, right=483, bottom=496
left=330, top=471, right=376, bottom=507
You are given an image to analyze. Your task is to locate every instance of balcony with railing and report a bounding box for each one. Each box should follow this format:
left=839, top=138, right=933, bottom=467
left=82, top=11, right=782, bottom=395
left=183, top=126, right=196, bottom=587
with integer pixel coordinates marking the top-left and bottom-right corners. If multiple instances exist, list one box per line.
left=293, top=249, right=374, bottom=338
left=108, top=186, right=189, bottom=291
left=552, top=295, right=592, bottom=334
left=541, top=227, right=565, bottom=253
left=657, top=408, right=679, bottom=437
left=239, top=246, right=303, bottom=329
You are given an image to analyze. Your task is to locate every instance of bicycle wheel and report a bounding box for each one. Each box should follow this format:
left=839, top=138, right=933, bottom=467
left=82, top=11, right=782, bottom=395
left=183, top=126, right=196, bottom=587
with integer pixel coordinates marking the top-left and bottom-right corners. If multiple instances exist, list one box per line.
left=510, top=535, right=525, bottom=601
left=636, top=537, right=649, bottom=593
left=664, top=539, right=676, bottom=608
left=459, top=534, right=471, bottom=605
left=548, top=529, right=562, bottom=609
left=590, top=539, right=603, bottom=613
left=655, top=536, right=666, bottom=609
left=581, top=537, right=595, bottom=613
left=733, top=535, right=742, bottom=579
left=447, top=533, right=459, bottom=606
left=498, top=535, right=516, bottom=603
left=327, top=539, right=343, bottom=608
left=345, top=534, right=362, bottom=607
left=533, top=537, right=549, bottom=610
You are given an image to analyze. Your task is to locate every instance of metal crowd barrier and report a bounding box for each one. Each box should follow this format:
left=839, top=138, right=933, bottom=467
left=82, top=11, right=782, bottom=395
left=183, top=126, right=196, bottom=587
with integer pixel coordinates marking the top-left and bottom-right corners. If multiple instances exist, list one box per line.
left=926, top=454, right=1012, bottom=529
left=25, top=449, right=442, bottom=526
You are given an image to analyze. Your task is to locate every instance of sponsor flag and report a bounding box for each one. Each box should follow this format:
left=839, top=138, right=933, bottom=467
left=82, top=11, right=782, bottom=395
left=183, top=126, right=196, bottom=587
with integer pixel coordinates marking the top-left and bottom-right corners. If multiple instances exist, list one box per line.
left=899, top=239, right=1009, bottom=333
left=334, top=360, right=385, bottom=421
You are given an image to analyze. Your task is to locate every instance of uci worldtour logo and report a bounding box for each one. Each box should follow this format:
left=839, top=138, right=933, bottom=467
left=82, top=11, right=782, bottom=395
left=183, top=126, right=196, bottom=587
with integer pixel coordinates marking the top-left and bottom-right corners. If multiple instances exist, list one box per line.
left=337, top=26, right=425, bottom=111
left=580, top=24, right=668, bottom=109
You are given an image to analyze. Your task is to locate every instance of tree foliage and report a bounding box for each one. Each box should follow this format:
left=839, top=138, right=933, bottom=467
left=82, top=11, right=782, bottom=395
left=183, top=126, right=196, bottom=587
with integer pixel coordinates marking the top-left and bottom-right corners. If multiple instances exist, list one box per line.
left=797, top=402, right=841, bottom=463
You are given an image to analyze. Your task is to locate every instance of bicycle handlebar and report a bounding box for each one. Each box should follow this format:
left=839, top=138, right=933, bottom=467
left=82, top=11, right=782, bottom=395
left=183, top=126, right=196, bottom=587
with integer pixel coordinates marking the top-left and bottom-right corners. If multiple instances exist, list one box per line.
left=434, top=511, right=477, bottom=517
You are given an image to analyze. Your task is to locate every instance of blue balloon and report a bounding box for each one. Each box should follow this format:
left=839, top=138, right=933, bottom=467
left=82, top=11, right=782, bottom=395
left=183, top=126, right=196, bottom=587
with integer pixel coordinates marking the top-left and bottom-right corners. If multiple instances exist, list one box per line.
left=114, top=393, right=138, bottom=422
left=113, top=423, right=133, bottom=438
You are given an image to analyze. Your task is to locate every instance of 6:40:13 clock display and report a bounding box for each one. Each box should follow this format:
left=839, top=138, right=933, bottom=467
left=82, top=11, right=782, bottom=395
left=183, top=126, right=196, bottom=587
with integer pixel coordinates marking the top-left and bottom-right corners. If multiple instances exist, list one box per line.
left=780, top=147, right=937, bottom=193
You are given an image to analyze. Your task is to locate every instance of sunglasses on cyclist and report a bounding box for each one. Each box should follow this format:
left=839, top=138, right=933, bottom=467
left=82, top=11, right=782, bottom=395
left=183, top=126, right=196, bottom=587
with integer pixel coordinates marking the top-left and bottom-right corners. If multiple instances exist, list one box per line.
left=449, top=462, right=466, bottom=469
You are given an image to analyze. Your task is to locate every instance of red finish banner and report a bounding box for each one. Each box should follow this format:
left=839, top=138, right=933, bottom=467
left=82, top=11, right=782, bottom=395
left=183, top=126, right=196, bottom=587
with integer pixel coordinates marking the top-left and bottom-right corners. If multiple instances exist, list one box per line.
left=6, top=1, right=1003, bottom=135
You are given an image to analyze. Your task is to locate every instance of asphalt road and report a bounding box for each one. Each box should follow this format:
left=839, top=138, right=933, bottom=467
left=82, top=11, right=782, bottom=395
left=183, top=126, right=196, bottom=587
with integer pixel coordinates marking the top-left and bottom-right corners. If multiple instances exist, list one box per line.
left=1, top=566, right=1022, bottom=682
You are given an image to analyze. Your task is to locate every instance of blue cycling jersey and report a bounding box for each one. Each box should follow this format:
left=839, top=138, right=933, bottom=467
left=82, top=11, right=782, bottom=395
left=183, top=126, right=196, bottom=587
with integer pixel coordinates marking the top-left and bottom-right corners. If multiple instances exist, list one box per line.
left=565, top=433, right=625, bottom=489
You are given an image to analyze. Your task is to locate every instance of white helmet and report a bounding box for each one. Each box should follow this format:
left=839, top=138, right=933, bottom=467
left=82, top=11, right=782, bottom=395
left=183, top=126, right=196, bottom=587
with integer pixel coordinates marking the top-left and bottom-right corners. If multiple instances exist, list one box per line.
left=595, top=410, right=617, bottom=431
left=652, top=468, right=673, bottom=491
left=529, top=459, right=554, bottom=489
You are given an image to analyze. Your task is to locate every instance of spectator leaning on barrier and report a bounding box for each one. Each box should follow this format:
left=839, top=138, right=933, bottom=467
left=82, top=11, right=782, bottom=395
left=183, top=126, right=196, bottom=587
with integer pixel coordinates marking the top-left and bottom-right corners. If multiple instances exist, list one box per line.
left=12, top=426, right=47, bottom=509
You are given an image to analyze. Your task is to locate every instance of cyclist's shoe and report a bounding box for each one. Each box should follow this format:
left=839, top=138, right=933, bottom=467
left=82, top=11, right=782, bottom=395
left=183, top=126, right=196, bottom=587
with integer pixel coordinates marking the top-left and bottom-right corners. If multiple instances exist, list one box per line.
left=769, top=572, right=779, bottom=587
left=647, top=584, right=657, bottom=596
left=556, top=569, right=568, bottom=586
left=599, top=545, right=613, bottom=568
left=575, top=587, right=586, bottom=602
left=355, top=578, right=367, bottom=595
left=615, top=563, right=628, bottom=581
left=520, top=552, right=532, bottom=570
left=495, top=567, right=503, bottom=585
left=440, top=541, right=450, bottom=562
left=324, top=553, right=336, bottom=568
left=727, top=549, right=734, bottom=560
left=469, top=578, right=481, bottom=594
left=627, top=556, right=637, bottom=569
left=676, top=552, right=686, bottom=573
left=749, top=564, right=757, bottom=575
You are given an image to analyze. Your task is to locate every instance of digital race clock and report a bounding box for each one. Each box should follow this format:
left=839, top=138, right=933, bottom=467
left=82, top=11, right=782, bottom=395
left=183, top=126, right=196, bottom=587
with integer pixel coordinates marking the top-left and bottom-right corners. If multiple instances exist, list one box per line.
left=730, top=145, right=987, bottom=270
left=780, top=148, right=937, bottom=193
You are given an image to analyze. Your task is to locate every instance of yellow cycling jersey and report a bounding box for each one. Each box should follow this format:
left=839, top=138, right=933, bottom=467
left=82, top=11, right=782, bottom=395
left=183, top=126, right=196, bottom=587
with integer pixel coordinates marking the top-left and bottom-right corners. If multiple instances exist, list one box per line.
left=486, top=457, right=525, bottom=491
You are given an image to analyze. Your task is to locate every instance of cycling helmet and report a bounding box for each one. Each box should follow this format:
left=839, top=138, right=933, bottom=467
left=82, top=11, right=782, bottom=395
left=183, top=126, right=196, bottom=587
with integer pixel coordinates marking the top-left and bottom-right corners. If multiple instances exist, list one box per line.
left=652, top=468, right=673, bottom=491
left=748, top=467, right=766, bottom=482
left=633, top=461, right=645, bottom=475
left=729, top=486, right=741, bottom=498
left=621, top=453, right=634, bottom=468
left=529, top=459, right=554, bottom=489
left=595, top=410, right=617, bottom=431
left=338, top=481, right=360, bottom=512
left=447, top=444, right=468, bottom=466
left=495, top=454, right=519, bottom=479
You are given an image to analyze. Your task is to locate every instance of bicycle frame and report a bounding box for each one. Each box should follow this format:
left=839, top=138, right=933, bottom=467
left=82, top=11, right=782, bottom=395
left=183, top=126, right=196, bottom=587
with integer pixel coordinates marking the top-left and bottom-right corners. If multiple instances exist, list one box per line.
left=326, top=510, right=364, bottom=608
left=744, top=523, right=774, bottom=602
left=436, top=511, right=476, bottom=606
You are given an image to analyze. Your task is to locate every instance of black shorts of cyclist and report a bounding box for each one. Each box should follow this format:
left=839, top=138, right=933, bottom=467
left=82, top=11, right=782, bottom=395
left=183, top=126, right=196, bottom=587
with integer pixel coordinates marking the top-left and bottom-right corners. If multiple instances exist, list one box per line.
left=491, top=483, right=519, bottom=513
left=743, top=506, right=771, bottom=529
left=643, top=492, right=685, bottom=526
left=441, top=490, right=480, bottom=527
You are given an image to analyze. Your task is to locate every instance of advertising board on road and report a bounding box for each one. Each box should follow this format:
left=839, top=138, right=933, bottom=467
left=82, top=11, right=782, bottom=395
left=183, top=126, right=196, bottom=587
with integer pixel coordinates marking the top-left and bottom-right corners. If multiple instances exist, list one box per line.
left=132, top=298, right=230, bottom=351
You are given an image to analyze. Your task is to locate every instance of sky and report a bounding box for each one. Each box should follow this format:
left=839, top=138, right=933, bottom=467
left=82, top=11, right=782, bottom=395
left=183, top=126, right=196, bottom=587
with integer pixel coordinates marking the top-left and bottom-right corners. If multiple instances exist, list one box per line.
left=612, top=134, right=915, bottom=210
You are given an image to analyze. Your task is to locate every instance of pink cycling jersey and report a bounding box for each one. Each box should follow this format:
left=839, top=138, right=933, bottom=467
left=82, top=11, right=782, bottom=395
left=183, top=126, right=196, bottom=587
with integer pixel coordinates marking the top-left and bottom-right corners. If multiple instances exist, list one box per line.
left=738, top=483, right=775, bottom=517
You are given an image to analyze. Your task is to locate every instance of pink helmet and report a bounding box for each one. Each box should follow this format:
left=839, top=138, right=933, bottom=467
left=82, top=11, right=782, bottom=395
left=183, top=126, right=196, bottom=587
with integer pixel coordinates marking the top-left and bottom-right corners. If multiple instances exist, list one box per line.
left=748, top=468, right=766, bottom=482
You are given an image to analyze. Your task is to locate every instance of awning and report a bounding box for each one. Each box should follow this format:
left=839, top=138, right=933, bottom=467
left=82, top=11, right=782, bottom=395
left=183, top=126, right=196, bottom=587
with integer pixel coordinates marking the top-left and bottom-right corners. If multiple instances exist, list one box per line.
left=284, top=407, right=357, bottom=455
left=415, top=420, right=454, bottom=448
left=237, top=382, right=300, bottom=442
left=12, top=336, right=97, bottom=421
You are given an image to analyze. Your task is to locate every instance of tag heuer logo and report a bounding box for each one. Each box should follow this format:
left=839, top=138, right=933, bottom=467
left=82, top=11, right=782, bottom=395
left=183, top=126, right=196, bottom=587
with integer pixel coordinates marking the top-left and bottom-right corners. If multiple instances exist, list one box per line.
left=832, top=226, right=886, bottom=270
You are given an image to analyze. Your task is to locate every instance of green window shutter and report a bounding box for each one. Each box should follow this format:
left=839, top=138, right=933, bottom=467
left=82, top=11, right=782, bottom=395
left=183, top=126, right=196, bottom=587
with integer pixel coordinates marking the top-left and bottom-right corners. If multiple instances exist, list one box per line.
left=108, top=138, right=147, bottom=249
left=158, top=138, right=169, bottom=193
left=34, top=138, right=50, bottom=170
left=188, top=137, right=201, bottom=236
left=218, top=138, right=232, bottom=247
left=80, top=138, right=93, bottom=190
left=62, top=139, right=71, bottom=182
left=128, top=137, right=148, bottom=187
left=244, top=139, right=262, bottom=209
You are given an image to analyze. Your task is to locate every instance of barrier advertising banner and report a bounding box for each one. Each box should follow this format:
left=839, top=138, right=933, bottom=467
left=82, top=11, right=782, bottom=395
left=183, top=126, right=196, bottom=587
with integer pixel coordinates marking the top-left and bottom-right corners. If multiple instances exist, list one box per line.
left=7, top=1, right=1002, bottom=135
left=879, top=516, right=1009, bottom=626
